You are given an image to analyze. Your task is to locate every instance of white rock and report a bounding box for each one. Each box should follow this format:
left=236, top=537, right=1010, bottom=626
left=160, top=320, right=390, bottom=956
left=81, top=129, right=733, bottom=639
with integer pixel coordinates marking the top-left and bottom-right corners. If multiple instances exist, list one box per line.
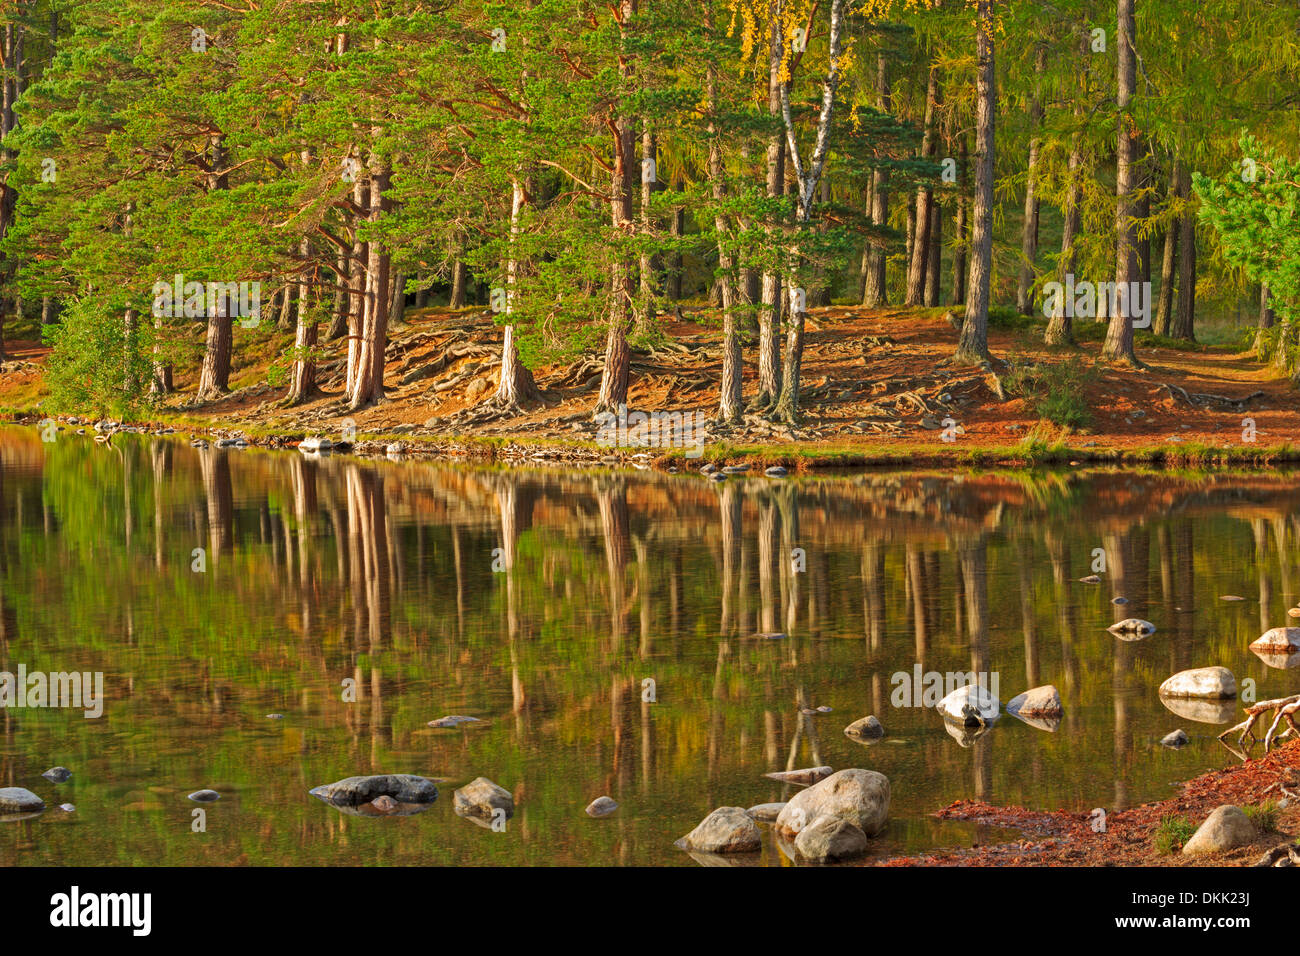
left=677, top=807, right=761, bottom=853
left=937, top=683, right=1000, bottom=723
left=775, top=769, right=890, bottom=838
left=1182, top=805, right=1257, bottom=855
left=1006, top=685, right=1062, bottom=718
left=1158, top=666, right=1237, bottom=699
left=794, top=816, right=869, bottom=863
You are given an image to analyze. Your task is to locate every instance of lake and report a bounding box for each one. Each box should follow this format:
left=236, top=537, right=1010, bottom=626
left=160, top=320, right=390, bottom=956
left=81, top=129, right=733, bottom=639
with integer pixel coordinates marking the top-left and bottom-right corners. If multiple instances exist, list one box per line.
left=1, top=426, right=1296, bottom=865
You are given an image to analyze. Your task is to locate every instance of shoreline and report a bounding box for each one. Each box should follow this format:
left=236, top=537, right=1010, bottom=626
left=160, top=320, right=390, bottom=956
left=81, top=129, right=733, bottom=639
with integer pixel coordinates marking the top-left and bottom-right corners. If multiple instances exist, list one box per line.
left=880, top=740, right=1300, bottom=867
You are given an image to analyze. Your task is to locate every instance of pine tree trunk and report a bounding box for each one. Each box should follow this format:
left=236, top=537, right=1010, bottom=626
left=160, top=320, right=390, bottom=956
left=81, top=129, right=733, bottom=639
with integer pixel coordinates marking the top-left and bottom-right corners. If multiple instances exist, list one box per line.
left=668, top=184, right=685, bottom=301
left=1154, top=164, right=1179, bottom=336
left=285, top=278, right=318, bottom=405
left=327, top=251, right=348, bottom=340
left=638, top=130, right=659, bottom=327
left=863, top=54, right=891, bottom=309
left=1255, top=283, right=1275, bottom=356
left=907, top=65, right=941, bottom=306
left=707, top=26, right=741, bottom=423
left=1103, top=0, right=1141, bottom=366
left=450, top=260, right=467, bottom=309
left=492, top=177, right=541, bottom=410
left=925, top=201, right=942, bottom=306
left=388, top=272, right=406, bottom=329
left=196, top=136, right=232, bottom=399
left=345, top=175, right=369, bottom=396
left=950, top=136, right=968, bottom=307
left=955, top=1, right=995, bottom=365
left=1016, top=44, right=1046, bottom=316
left=1046, top=29, right=1088, bottom=346
left=755, top=0, right=785, bottom=408
left=349, top=164, right=390, bottom=411
left=1172, top=163, right=1196, bottom=342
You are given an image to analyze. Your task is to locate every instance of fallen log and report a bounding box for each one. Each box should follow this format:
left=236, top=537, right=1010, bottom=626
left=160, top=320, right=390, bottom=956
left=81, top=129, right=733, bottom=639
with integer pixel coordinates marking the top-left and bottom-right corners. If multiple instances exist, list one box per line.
left=1217, top=694, right=1300, bottom=755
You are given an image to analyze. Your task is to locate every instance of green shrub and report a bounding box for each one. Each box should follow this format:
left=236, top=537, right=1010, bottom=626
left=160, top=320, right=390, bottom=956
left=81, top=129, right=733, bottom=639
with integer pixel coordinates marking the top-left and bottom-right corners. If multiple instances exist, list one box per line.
left=1244, top=800, right=1280, bottom=833
left=1153, top=815, right=1197, bottom=854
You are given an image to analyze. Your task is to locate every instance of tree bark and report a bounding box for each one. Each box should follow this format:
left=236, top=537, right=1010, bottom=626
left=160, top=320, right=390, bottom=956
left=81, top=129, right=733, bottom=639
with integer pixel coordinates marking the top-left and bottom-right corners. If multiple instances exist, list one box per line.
left=950, top=135, right=968, bottom=307
left=925, top=200, right=942, bottom=306
left=707, top=17, right=740, bottom=423
left=755, top=0, right=785, bottom=408
left=196, top=136, right=232, bottom=400
left=907, top=64, right=941, bottom=306
left=1016, top=43, right=1046, bottom=316
left=1154, top=163, right=1179, bottom=336
left=1172, top=162, right=1196, bottom=342
left=1103, top=0, right=1141, bottom=366
left=863, top=55, right=891, bottom=308
left=348, top=163, right=390, bottom=410
left=955, top=1, right=995, bottom=365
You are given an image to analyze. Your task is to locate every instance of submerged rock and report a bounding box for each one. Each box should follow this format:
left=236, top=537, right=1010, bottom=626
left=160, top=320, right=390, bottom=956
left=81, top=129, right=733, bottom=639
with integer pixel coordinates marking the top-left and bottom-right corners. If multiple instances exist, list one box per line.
left=585, top=796, right=618, bottom=818
left=1161, top=729, right=1189, bottom=748
left=775, top=769, right=890, bottom=839
left=1219, top=595, right=1246, bottom=602
left=266, top=713, right=284, bottom=720
left=745, top=802, right=787, bottom=822
left=844, top=715, right=885, bottom=740
left=453, top=777, right=514, bottom=821
left=41, top=766, right=72, bottom=783
left=427, top=715, right=481, bottom=728
left=1112, top=596, right=1129, bottom=605
left=309, top=774, right=439, bottom=807
left=1006, top=685, right=1063, bottom=719
left=676, top=807, right=761, bottom=854
left=1108, top=618, right=1156, bottom=638
left=1159, top=666, right=1236, bottom=699
left=764, top=766, right=833, bottom=786
left=1182, top=805, right=1257, bottom=855
left=937, top=684, right=999, bottom=724
left=795, top=816, right=869, bottom=863
left=59, top=804, right=75, bottom=812
left=370, top=795, right=399, bottom=813
left=0, top=787, right=44, bottom=813
left=187, top=790, right=221, bottom=803
left=764, top=466, right=788, bottom=478
left=1079, top=574, right=1102, bottom=584
left=721, top=464, right=750, bottom=474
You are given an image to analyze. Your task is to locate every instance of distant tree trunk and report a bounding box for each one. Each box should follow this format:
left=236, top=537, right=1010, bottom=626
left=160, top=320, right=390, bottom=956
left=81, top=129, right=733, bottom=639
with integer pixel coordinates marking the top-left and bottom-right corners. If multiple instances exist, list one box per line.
left=150, top=307, right=173, bottom=396
left=907, top=65, right=941, bottom=306
left=348, top=162, right=390, bottom=411
left=1017, top=43, right=1046, bottom=316
left=1103, top=0, right=1141, bottom=366
left=285, top=272, right=319, bottom=405
left=955, top=0, right=995, bottom=365
left=1154, top=165, right=1179, bottom=336
left=925, top=201, right=942, bottom=306
left=667, top=180, right=685, bottom=301
left=1046, top=27, right=1089, bottom=346
left=1172, top=162, right=1196, bottom=342
left=345, top=173, right=369, bottom=393
left=327, top=251, right=348, bottom=340
left=449, top=260, right=467, bottom=309
left=950, top=135, right=968, bottom=307
left=809, top=177, right=832, bottom=307
left=196, top=136, right=232, bottom=400
left=638, top=129, right=660, bottom=328
left=40, top=296, right=55, bottom=325
left=755, top=0, right=785, bottom=408
left=707, top=19, right=741, bottom=423
left=277, top=282, right=296, bottom=331
left=493, top=177, right=541, bottom=410
left=388, top=271, right=406, bottom=329
left=1256, top=283, right=1275, bottom=356
left=594, top=0, right=637, bottom=417
left=863, top=55, right=891, bottom=308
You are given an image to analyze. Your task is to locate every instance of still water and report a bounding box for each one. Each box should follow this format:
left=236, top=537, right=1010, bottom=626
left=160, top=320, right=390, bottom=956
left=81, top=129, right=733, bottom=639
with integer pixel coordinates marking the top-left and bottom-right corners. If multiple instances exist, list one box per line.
left=1, top=427, right=1297, bottom=865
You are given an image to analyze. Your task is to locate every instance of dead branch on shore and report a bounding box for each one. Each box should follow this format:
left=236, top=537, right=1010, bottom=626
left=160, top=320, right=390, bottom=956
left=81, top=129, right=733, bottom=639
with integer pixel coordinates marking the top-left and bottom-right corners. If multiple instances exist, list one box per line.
left=1218, top=694, right=1300, bottom=757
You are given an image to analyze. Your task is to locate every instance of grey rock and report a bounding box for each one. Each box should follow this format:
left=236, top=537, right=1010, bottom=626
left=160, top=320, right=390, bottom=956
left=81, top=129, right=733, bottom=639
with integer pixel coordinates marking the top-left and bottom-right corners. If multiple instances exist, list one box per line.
left=427, top=715, right=481, bottom=728
left=453, top=777, right=514, bottom=821
left=676, top=807, right=761, bottom=853
left=0, top=787, right=45, bottom=812
left=764, top=466, right=788, bottom=478
left=775, top=769, right=890, bottom=838
left=309, top=774, right=439, bottom=807
left=1182, top=805, right=1258, bottom=855
left=188, top=790, right=221, bottom=803
left=1162, top=729, right=1189, bottom=748
left=1006, top=685, right=1063, bottom=719
left=843, top=715, right=885, bottom=740
left=41, top=766, right=72, bottom=783
left=745, top=802, right=787, bottom=822
left=585, top=796, right=618, bottom=818
left=1159, top=666, right=1237, bottom=699
left=58, top=803, right=75, bottom=812
left=794, top=816, right=869, bottom=863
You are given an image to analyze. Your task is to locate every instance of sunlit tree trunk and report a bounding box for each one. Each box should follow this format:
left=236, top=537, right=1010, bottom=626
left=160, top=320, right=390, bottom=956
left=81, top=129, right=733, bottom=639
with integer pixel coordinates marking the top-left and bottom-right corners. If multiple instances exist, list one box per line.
left=955, top=0, right=995, bottom=365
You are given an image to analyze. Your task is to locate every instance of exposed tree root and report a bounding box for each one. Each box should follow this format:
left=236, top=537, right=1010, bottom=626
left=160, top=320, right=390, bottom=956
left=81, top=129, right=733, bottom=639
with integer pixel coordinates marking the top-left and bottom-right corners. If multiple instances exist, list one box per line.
left=1218, top=694, right=1300, bottom=757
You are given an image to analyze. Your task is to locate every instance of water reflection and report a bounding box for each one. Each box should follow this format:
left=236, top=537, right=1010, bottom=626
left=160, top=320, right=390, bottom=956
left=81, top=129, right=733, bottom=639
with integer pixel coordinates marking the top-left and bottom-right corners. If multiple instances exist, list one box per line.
left=0, top=427, right=1298, bottom=865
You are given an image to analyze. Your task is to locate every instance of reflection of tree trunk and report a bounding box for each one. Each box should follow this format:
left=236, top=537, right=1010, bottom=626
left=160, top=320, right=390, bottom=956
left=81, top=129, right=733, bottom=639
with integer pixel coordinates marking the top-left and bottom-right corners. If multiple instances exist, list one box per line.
left=199, top=448, right=234, bottom=558
left=758, top=493, right=781, bottom=634
left=959, top=537, right=990, bottom=800
left=1046, top=530, right=1078, bottom=724
left=451, top=525, right=465, bottom=642
left=1016, top=536, right=1038, bottom=685
left=1273, top=518, right=1294, bottom=611
left=719, top=482, right=741, bottom=635
left=862, top=544, right=885, bottom=654
left=907, top=547, right=927, bottom=662
left=344, top=464, right=390, bottom=652
left=1173, top=522, right=1195, bottom=672
left=1104, top=530, right=1130, bottom=624
left=598, top=479, right=630, bottom=653
left=149, top=441, right=172, bottom=570
left=1253, top=519, right=1272, bottom=633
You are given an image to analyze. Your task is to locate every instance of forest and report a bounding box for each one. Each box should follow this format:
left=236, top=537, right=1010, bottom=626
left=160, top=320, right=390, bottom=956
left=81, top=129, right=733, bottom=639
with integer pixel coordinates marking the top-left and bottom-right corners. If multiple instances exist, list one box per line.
left=0, top=0, right=1296, bottom=440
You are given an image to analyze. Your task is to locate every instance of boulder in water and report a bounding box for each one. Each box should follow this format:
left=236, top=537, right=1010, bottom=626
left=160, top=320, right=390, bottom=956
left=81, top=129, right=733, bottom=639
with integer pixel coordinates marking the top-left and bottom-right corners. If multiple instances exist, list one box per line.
left=1159, top=666, right=1236, bottom=699
left=843, top=715, right=885, bottom=740
left=0, top=787, right=44, bottom=813
left=774, top=769, right=890, bottom=838
left=676, top=807, right=761, bottom=853
left=453, top=777, right=514, bottom=821
left=794, top=816, right=869, bottom=863
left=309, top=774, right=439, bottom=807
